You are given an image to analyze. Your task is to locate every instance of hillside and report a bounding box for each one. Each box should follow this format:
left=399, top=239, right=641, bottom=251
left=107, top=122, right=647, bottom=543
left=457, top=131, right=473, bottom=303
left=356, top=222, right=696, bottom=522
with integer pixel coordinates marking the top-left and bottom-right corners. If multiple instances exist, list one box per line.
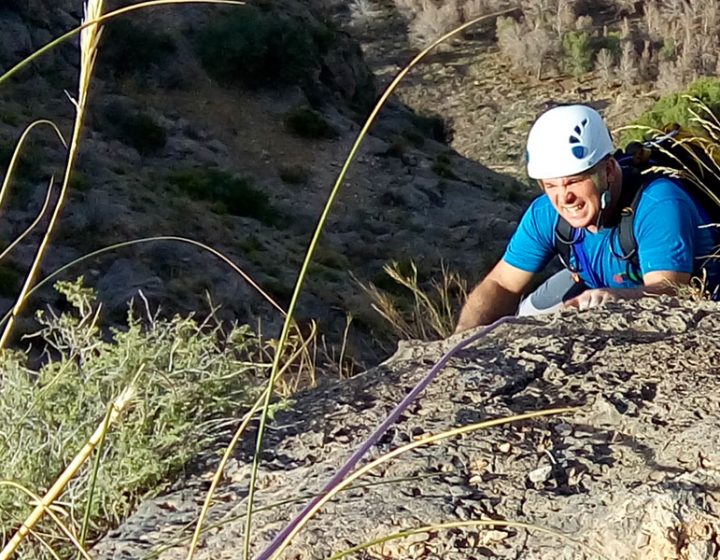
left=0, top=0, right=525, bottom=368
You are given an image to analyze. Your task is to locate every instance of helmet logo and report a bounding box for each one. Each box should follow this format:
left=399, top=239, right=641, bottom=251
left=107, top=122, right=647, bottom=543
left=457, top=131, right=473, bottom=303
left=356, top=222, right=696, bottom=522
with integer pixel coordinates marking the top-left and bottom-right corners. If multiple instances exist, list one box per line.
left=569, top=118, right=590, bottom=160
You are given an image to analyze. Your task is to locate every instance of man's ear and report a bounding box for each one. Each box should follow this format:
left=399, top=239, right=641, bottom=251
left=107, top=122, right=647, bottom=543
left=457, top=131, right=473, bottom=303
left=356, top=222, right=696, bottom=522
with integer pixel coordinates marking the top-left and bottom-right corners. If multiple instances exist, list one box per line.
left=607, top=158, right=622, bottom=183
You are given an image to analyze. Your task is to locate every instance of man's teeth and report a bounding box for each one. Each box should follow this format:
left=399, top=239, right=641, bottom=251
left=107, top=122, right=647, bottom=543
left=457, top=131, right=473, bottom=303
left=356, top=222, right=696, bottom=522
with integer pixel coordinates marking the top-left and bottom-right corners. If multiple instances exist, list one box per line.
left=564, top=203, right=582, bottom=216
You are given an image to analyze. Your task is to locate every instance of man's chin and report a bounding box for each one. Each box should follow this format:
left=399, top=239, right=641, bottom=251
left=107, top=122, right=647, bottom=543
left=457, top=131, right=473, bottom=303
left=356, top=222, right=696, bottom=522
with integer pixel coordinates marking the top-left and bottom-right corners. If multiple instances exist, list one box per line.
left=562, top=212, right=594, bottom=229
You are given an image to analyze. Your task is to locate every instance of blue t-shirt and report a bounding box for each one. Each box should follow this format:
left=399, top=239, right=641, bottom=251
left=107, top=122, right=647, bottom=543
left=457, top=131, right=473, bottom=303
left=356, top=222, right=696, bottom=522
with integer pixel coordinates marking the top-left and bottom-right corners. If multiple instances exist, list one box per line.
left=504, top=178, right=719, bottom=289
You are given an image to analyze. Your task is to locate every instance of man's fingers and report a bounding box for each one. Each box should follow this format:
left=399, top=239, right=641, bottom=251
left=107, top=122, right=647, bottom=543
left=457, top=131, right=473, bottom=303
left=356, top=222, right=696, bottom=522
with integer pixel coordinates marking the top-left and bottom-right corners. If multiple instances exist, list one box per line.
left=564, top=290, right=615, bottom=311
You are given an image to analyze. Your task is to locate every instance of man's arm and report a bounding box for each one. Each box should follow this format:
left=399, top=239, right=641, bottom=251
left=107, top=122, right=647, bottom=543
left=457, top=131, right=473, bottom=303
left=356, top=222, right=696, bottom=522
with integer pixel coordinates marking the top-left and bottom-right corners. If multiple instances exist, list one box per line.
left=564, top=270, right=691, bottom=310
left=455, top=260, right=535, bottom=333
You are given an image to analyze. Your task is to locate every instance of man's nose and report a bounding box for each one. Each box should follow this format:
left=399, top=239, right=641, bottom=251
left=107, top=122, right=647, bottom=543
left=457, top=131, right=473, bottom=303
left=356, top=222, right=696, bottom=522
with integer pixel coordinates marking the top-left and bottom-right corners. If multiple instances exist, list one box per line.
left=562, top=187, right=576, bottom=202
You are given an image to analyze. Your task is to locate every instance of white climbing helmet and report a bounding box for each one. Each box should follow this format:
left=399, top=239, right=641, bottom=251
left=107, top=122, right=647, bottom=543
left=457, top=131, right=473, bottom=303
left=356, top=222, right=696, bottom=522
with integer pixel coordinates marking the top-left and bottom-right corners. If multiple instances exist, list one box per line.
left=526, top=104, right=615, bottom=180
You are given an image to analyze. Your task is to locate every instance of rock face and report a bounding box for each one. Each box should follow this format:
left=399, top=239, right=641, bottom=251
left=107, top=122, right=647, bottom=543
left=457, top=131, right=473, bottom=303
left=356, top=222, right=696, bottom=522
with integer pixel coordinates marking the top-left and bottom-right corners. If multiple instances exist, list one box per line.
left=94, top=297, right=720, bottom=559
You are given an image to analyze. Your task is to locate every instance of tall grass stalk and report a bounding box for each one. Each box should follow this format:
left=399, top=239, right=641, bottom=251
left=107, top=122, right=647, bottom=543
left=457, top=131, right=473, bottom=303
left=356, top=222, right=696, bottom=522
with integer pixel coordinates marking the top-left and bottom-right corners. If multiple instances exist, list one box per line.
left=266, top=407, right=577, bottom=560
left=0, top=383, right=136, bottom=559
left=0, top=481, right=91, bottom=560
left=0, top=0, right=106, bottom=348
left=78, top=403, right=114, bottom=553
left=0, top=175, right=55, bottom=263
left=327, top=519, right=611, bottom=559
left=0, top=236, right=286, bottom=331
left=0, top=119, right=65, bottom=210
left=185, top=328, right=319, bottom=560
left=244, top=9, right=516, bottom=558
left=145, top=473, right=443, bottom=559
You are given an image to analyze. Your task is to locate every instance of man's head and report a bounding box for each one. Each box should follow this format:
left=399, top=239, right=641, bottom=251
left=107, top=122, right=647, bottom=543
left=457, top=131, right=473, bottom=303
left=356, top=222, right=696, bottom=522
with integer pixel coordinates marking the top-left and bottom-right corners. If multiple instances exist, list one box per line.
left=526, top=104, right=620, bottom=229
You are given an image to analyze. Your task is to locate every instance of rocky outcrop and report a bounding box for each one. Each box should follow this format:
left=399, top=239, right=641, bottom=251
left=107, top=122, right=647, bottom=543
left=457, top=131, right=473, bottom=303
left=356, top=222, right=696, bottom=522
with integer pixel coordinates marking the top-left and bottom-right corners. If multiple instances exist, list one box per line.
left=94, top=297, right=720, bottom=559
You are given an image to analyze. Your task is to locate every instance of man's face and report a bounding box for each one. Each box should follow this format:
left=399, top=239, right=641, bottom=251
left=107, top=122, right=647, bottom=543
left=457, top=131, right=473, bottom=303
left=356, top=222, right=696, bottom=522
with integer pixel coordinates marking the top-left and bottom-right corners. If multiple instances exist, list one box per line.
left=541, top=161, right=608, bottom=229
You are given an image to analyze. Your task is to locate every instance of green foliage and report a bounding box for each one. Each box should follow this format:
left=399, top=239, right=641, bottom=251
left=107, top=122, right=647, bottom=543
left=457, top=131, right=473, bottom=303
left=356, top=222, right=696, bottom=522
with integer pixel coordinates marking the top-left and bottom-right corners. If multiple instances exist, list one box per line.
left=101, top=103, right=167, bottom=156
left=0, top=278, right=266, bottom=556
left=100, top=19, right=176, bottom=77
left=432, top=153, right=458, bottom=180
left=595, top=31, right=621, bottom=58
left=278, top=164, right=311, bottom=184
left=621, top=78, right=720, bottom=145
left=409, top=112, right=452, bottom=144
left=284, top=108, right=338, bottom=140
left=659, top=37, right=677, bottom=61
left=166, top=168, right=279, bottom=225
left=197, top=6, right=335, bottom=90
left=69, top=171, right=92, bottom=192
left=401, top=128, right=425, bottom=148
left=0, top=139, right=44, bottom=183
left=563, top=31, right=594, bottom=77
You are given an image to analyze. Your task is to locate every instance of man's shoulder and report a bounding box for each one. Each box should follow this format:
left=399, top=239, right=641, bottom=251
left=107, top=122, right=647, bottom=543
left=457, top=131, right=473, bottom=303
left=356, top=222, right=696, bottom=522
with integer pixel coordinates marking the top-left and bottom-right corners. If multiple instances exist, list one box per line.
left=638, top=176, right=692, bottom=202
left=524, top=193, right=556, bottom=218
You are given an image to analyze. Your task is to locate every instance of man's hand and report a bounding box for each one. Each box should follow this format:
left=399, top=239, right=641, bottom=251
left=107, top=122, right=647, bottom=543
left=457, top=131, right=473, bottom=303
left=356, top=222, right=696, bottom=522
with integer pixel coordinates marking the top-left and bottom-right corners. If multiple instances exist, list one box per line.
left=563, top=288, right=618, bottom=311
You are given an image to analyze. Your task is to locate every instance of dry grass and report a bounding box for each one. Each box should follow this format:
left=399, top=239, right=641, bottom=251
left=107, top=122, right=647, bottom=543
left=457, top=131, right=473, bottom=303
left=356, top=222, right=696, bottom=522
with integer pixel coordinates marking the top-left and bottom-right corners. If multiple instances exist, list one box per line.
left=358, top=260, right=468, bottom=340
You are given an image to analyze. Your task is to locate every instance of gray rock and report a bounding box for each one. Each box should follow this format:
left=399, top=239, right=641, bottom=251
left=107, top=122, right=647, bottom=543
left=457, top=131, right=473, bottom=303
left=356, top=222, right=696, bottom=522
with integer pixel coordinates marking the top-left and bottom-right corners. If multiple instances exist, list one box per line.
left=93, top=298, right=720, bottom=559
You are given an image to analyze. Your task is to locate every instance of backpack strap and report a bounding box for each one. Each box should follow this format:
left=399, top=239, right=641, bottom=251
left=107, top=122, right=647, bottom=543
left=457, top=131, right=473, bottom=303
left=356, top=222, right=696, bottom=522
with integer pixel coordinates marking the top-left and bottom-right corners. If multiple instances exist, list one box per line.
left=554, top=216, right=575, bottom=273
left=613, top=171, right=653, bottom=283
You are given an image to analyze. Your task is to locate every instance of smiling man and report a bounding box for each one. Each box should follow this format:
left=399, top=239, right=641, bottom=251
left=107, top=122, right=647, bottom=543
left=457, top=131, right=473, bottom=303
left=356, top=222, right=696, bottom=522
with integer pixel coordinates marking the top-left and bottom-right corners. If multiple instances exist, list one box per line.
left=455, top=104, right=719, bottom=333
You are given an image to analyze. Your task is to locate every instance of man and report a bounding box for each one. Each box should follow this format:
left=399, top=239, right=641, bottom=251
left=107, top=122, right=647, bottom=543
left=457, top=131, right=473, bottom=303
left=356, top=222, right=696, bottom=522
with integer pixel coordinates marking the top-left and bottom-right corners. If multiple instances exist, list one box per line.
left=455, top=104, right=718, bottom=333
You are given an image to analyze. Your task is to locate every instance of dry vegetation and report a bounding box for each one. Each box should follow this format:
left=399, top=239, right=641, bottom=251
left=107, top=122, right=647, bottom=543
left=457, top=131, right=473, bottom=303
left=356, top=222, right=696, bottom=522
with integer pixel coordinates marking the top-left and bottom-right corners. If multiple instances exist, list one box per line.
left=390, top=0, right=720, bottom=94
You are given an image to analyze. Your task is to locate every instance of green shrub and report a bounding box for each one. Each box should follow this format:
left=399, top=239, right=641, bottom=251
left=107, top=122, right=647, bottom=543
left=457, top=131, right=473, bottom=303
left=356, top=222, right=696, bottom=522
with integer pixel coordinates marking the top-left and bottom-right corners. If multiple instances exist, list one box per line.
left=69, top=171, right=92, bottom=192
left=101, top=103, right=167, bottom=156
left=0, top=279, right=267, bottom=556
left=100, top=19, right=176, bottom=77
left=621, top=78, right=720, bottom=145
left=594, top=31, right=621, bottom=59
left=432, top=154, right=458, bottom=180
left=563, top=31, right=594, bottom=77
left=659, top=37, right=677, bottom=61
left=118, top=112, right=167, bottom=155
left=409, top=112, right=452, bottom=144
left=284, top=107, right=338, bottom=139
left=401, top=128, right=425, bottom=148
left=0, top=139, right=44, bottom=182
left=279, top=164, right=311, bottom=184
left=197, top=6, right=335, bottom=90
left=167, top=168, right=279, bottom=225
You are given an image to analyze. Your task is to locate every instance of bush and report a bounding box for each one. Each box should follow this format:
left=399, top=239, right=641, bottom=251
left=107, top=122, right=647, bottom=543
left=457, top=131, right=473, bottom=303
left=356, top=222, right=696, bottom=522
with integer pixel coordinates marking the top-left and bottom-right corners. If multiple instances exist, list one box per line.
left=167, top=168, right=279, bottom=225
left=118, top=112, right=167, bottom=156
left=278, top=164, right=311, bottom=184
left=283, top=107, right=338, bottom=139
left=197, top=6, right=335, bottom=90
left=0, top=139, right=44, bottom=183
left=409, top=111, right=452, bottom=144
left=0, top=279, right=267, bottom=557
left=621, top=78, right=720, bottom=145
left=101, top=103, right=167, bottom=156
left=432, top=153, right=458, bottom=180
left=563, top=31, right=594, bottom=77
left=99, top=19, right=176, bottom=77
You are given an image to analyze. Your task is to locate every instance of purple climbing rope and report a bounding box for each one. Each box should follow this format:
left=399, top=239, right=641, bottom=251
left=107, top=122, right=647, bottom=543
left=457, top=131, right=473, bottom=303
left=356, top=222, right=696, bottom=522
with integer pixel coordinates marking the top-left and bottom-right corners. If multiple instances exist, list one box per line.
left=255, top=315, right=515, bottom=560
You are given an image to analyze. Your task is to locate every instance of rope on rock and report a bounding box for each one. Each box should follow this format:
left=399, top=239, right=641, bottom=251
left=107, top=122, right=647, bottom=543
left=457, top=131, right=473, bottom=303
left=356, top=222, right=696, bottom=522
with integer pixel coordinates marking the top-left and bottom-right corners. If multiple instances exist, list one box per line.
left=255, top=315, right=515, bottom=560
